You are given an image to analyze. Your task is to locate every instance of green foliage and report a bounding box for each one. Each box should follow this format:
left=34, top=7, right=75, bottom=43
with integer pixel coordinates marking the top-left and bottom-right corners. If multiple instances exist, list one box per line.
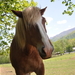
left=66, top=45, right=73, bottom=53
left=50, top=0, right=55, bottom=2
left=53, top=39, right=68, bottom=55
left=0, top=0, right=37, bottom=56
left=62, top=0, right=75, bottom=15
left=0, top=55, right=10, bottom=64
left=50, top=0, right=75, bottom=15
left=53, top=38, right=75, bottom=55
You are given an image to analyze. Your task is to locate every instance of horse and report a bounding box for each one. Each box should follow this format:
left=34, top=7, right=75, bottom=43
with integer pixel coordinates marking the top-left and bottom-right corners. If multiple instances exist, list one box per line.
left=10, top=6, right=54, bottom=75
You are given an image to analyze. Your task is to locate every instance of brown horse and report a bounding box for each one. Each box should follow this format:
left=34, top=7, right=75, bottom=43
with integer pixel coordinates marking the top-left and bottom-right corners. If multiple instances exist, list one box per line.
left=10, top=6, right=54, bottom=75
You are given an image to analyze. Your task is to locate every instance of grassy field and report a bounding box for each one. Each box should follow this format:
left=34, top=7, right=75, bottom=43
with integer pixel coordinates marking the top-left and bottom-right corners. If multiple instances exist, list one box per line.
left=0, top=53, right=75, bottom=75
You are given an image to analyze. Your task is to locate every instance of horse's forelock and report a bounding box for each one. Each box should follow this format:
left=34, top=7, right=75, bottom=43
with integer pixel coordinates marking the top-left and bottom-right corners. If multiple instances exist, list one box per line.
left=22, top=7, right=42, bottom=25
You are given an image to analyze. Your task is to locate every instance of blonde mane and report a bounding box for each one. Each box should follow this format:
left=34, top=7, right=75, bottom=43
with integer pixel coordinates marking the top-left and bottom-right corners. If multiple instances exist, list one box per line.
left=15, top=7, right=42, bottom=49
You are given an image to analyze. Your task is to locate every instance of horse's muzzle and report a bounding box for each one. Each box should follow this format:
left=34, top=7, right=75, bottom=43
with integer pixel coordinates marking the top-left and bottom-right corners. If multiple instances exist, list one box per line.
left=40, top=46, right=54, bottom=59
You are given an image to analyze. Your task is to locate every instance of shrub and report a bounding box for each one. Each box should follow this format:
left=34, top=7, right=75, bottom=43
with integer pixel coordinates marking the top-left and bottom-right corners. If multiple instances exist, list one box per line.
left=0, top=55, right=10, bottom=64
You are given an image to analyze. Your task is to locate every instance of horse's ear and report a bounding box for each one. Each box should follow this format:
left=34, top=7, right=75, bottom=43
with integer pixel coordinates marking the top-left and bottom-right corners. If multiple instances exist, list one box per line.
left=40, top=7, right=47, bottom=15
left=11, top=10, right=23, bottom=18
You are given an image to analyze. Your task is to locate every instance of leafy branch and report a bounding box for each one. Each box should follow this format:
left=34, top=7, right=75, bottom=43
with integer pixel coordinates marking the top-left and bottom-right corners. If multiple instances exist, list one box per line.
left=50, top=0, right=75, bottom=15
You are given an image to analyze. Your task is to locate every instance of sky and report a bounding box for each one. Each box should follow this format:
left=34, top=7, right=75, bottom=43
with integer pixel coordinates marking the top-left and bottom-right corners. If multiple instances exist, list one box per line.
left=33, top=0, right=75, bottom=38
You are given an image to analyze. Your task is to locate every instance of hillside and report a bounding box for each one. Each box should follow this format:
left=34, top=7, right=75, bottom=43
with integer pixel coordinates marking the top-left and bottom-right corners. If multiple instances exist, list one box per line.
left=61, top=31, right=75, bottom=39
left=51, top=27, right=75, bottom=41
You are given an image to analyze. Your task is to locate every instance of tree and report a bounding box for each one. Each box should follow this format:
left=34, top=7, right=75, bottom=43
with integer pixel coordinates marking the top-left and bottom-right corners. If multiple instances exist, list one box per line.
left=53, top=40, right=63, bottom=55
left=66, top=45, right=73, bottom=54
left=69, top=39, right=75, bottom=47
left=50, top=0, right=75, bottom=15
left=0, top=0, right=37, bottom=55
left=53, top=39, right=68, bottom=55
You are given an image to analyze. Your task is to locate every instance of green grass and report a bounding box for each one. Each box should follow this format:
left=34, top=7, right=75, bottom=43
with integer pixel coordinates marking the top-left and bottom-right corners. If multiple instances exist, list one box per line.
left=44, top=53, right=75, bottom=75
left=0, top=53, right=75, bottom=75
left=0, top=63, right=11, bottom=67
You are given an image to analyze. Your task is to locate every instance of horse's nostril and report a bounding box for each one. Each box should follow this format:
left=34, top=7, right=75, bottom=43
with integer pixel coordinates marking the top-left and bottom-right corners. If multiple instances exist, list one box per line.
left=42, top=46, right=45, bottom=50
left=42, top=47, right=45, bottom=53
left=41, top=47, right=46, bottom=57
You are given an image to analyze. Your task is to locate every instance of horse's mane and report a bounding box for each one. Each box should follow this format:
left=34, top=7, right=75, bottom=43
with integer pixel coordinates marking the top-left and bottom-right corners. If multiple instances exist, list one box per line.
left=14, top=7, right=42, bottom=49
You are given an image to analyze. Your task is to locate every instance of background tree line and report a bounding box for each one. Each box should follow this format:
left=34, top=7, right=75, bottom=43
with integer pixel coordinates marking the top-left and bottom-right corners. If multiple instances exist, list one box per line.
left=53, top=38, right=75, bottom=55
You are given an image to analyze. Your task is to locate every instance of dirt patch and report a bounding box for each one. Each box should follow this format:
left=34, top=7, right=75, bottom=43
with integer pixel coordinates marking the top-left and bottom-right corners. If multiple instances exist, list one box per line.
left=0, top=66, right=36, bottom=75
left=0, top=67, right=15, bottom=75
left=70, top=56, right=75, bottom=60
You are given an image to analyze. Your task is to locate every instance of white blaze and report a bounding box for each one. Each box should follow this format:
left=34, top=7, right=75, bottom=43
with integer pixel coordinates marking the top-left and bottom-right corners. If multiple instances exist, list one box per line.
left=36, top=17, right=52, bottom=50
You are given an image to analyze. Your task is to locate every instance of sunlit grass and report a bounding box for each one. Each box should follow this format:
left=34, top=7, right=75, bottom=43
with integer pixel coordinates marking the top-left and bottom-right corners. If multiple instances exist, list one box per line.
left=0, top=63, right=11, bottom=67
left=44, top=53, right=75, bottom=75
left=0, top=53, right=75, bottom=75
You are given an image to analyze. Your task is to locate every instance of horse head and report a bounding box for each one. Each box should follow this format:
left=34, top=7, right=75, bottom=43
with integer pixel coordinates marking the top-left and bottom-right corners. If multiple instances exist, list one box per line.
left=12, top=6, right=54, bottom=59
